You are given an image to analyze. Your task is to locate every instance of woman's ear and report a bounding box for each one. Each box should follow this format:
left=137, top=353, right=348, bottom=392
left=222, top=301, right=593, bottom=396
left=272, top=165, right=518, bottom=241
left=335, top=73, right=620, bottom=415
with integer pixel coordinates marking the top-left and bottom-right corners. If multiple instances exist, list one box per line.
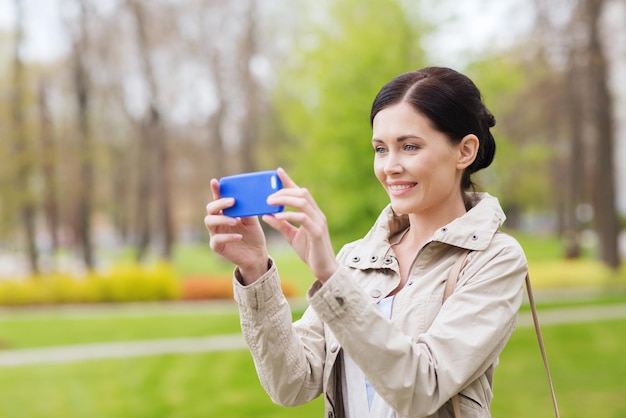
left=457, top=134, right=479, bottom=169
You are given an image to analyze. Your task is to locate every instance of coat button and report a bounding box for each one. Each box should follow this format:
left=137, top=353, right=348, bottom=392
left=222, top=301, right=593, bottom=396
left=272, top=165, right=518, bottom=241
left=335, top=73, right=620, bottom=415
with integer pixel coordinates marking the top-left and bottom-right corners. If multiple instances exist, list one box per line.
left=370, top=255, right=378, bottom=262
left=329, top=343, right=339, bottom=353
left=370, top=289, right=382, bottom=298
left=352, top=256, right=360, bottom=263
left=441, top=227, right=448, bottom=232
left=383, top=257, right=393, bottom=265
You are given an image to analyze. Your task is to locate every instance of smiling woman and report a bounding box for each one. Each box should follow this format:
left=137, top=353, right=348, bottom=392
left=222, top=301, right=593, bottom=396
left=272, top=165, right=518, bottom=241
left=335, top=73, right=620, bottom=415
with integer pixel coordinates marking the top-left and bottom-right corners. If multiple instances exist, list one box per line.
left=372, top=103, right=476, bottom=222
left=370, top=67, right=496, bottom=196
left=205, top=66, right=528, bottom=418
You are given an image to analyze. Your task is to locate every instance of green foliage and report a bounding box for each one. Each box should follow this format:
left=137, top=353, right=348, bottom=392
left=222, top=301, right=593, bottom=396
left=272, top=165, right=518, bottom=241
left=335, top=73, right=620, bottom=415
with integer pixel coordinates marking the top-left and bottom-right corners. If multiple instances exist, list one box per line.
left=0, top=262, right=181, bottom=306
left=466, top=55, right=555, bottom=215
left=273, top=0, right=429, bottom=246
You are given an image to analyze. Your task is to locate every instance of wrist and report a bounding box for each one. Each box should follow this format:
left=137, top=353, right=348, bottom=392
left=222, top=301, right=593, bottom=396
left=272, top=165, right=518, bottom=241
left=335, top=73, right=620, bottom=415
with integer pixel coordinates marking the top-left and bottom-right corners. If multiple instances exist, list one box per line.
left=316, top=262, right=339, bottom=284
left=238, top=258, right=271, bottom=285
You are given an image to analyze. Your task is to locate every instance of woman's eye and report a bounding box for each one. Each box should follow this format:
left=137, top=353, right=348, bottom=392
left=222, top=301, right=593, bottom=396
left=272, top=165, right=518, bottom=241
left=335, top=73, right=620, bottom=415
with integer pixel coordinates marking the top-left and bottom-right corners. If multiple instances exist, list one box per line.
left=404, top=144, right=419, bottom=151
left=374, top=146, right=387, bottom=154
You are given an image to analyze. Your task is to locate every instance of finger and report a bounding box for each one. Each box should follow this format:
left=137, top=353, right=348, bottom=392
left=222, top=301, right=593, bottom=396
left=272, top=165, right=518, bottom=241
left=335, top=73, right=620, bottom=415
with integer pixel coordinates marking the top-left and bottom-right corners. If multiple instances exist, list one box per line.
left=268, top=193, right=325, bottom=226
left=268, top=194, right=308, bottom=213
left=268, top=188, right=317, bottom=209
left=210, top=178, right=221, bottom=200
left=271, top=179, right=324, bottom=211
left=277, top=167, right=299, bottom=189
left=271, top=211, right=325, bottom=236
left=262, top=214, right=299, bottom=241
left=210, top=233, right=243, bottom=246
left=206, top=197, right=236, bottom=216
left=209, top=233, right=243, bottom=252
left=204, top=214, right=237, bottom=232
left=272, top=169, right=325, bottom=222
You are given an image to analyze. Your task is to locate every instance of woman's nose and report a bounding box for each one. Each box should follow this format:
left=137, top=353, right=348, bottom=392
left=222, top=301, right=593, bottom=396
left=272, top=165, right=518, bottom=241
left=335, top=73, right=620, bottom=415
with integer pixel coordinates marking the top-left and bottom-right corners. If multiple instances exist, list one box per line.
left=384, top=152, right=403, bottom=174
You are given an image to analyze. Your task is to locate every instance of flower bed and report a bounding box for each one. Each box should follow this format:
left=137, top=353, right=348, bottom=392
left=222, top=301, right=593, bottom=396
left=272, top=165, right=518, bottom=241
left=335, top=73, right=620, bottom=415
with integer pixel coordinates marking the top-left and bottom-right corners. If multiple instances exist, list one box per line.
left=181, top=275, right=297, bottom=300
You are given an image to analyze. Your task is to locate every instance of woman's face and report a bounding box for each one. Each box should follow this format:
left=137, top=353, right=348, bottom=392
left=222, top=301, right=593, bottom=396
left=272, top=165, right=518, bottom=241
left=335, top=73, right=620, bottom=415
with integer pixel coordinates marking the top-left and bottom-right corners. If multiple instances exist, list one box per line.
left=372, top=102, right=464, bottom=216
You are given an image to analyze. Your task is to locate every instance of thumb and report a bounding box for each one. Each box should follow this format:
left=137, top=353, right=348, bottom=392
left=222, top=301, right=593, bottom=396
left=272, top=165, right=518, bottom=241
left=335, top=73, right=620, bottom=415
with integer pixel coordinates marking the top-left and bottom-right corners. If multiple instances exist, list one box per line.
left=262, top=213, right=298, bottom=243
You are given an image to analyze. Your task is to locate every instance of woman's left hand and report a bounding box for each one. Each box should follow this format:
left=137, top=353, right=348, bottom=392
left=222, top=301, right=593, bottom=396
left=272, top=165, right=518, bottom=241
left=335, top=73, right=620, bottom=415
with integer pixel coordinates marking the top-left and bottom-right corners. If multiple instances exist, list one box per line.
left=262, top=168, right=338, bottom=283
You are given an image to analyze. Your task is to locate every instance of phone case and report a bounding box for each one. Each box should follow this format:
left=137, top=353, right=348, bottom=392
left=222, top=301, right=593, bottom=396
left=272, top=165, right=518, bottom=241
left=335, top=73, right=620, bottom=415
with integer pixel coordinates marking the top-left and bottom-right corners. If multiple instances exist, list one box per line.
left=219, top=170, right=284, bottom=218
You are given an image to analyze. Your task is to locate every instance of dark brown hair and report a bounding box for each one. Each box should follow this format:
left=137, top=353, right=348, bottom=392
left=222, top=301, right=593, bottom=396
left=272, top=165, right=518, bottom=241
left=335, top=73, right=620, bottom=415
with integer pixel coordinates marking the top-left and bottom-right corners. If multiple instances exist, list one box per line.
left=370, top=67, right=496, bottom=193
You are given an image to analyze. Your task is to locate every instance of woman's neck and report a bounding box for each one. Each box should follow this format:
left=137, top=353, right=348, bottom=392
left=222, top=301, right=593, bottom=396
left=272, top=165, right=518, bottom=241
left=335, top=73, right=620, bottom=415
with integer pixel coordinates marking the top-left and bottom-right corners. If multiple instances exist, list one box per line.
left=404, top=200, right=467, bottom=248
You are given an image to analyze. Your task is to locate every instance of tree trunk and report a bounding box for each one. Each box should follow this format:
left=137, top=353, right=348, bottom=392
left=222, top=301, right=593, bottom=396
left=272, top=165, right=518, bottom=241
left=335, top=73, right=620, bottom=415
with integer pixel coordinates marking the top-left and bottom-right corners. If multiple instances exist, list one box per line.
left=208, top=99, right=226, bottom=178
left=71, top=0, right=95, bottom=269
left=586, top=0, right=620, bottom=269
left=128, top=0, right=174, bottom=260
left=135, top=118, right=153, bottom=261
left=110, top=142, right=131, bottom=244
left=12, top=0, right=39, bottom=274
left=38, top=79, right=60, bottom=253
left=564, top=49, right=585, bottom=259
left=238, top=0, right=259, bottom=173
left=207, top=40, right=226, bottom=178
left=152, top=106, right=174, bottom=259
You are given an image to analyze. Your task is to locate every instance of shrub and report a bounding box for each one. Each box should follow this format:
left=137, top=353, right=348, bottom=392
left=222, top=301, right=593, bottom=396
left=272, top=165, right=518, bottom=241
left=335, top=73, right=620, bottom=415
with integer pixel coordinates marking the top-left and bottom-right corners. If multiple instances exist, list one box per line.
left=0, top=262, right=181, bottom=306
left=97, top=262, right=181, bottom=303
left=529, top=259, right=626, bottom=288
left=0, top=279, right=46, bottom=306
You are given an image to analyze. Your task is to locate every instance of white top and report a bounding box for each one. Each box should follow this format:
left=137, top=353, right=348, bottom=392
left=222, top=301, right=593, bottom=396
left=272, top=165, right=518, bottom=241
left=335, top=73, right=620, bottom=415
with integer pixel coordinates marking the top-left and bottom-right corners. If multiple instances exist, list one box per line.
left=343, top=295, right=395, bottom=417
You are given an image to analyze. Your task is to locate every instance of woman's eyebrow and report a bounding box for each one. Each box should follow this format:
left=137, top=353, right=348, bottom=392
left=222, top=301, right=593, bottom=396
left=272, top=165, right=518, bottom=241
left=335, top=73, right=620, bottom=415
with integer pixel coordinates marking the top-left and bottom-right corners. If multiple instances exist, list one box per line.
left=372, top=134, right=423, bottom=143
left=396, top=134, right=422, bottom=141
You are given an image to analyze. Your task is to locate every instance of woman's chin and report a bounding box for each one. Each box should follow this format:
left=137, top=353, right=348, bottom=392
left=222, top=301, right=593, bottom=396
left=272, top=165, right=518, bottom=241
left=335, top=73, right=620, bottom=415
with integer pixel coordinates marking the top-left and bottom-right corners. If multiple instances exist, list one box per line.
left=390, top=202, right=413, bottom=215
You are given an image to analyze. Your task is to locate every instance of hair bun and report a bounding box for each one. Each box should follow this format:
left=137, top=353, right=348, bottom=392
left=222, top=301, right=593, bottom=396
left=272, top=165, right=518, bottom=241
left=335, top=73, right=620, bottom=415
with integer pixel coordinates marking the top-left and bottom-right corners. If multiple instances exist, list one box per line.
left=484, top=111, right=496, bottom=128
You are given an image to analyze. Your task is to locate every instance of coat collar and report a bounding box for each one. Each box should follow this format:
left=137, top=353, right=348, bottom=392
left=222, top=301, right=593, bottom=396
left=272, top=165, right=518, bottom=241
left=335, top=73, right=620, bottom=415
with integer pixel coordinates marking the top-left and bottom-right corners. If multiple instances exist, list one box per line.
left=344, top=193, right=506, bottom=269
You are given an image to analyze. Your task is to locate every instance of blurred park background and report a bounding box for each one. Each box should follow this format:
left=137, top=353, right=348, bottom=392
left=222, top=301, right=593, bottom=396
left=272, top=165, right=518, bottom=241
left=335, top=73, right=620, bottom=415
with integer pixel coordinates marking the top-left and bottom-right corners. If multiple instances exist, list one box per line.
left=1, top=0, right=626, bottom=417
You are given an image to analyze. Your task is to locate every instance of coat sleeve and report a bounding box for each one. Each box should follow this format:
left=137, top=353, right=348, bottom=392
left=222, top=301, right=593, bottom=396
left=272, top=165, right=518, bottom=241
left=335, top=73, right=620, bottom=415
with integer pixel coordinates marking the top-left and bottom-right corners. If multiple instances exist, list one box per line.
left=233, top=259, right=326, bottom=406
left=308, top=235, right=527, bottom=417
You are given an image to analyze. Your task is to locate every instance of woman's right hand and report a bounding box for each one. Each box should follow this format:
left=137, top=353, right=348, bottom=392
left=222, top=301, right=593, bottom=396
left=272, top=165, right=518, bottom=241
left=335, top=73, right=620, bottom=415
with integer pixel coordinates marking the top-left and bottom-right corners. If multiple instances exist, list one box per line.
left=204, top=178, right=269, bottom=284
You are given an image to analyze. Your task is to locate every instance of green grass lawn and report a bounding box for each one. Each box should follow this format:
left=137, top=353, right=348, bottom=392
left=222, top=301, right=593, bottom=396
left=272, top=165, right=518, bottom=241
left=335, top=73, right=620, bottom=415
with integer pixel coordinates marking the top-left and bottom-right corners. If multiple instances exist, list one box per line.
left=0, top=304, right=306, bottom=350
left=492, top=319, right=626, bottom=418
left=0, top=351, right=324, bottom=418
left=0, top=311, right=241, bottom=349
left=0, top=306, right=320, bottom=418
left=1, top=306, right=625, bottom=417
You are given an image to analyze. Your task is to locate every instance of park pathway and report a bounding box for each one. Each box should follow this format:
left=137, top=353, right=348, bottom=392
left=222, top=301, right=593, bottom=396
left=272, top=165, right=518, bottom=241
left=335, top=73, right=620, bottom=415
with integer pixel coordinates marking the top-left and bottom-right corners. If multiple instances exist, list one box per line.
left=2, top=302, right=626, bottom=368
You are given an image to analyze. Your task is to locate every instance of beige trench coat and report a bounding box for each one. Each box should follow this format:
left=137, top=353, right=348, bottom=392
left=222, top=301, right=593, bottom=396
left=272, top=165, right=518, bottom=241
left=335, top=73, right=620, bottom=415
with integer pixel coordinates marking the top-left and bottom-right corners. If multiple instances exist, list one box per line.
left=233, top=193, right=527, bottom=418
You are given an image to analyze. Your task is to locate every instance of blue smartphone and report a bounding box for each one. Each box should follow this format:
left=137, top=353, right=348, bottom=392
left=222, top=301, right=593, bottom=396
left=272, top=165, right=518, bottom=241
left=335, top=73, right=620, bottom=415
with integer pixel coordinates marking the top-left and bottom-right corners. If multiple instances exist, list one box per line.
left=219, top=170, right=284, bottom=218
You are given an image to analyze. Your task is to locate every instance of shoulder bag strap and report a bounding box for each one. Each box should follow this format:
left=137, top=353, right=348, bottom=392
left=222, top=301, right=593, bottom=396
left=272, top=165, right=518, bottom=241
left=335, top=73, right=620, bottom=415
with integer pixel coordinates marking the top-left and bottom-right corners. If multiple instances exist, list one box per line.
left=443, top=250, right=470, bottom=303
left=525, top=273, right=561, bottom=418
left=443, top=250, right=471, bottom=418
left=443, top=251, right=560, bottom=418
